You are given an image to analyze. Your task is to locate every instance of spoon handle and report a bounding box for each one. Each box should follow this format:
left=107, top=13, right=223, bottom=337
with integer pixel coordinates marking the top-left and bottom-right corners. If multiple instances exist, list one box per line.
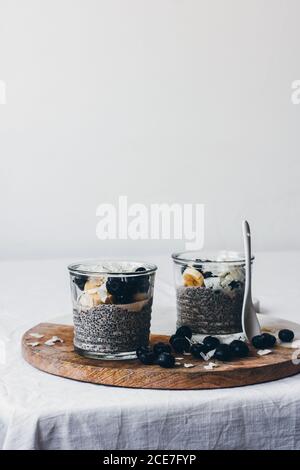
left=243, top=220, right=252, bottom=303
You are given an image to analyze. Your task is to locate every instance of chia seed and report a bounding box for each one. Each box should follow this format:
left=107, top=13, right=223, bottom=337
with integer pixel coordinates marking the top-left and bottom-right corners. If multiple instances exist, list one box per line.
left=73, top=299, right=152, bottom=354
left=176, top=286, right=244, bottom=335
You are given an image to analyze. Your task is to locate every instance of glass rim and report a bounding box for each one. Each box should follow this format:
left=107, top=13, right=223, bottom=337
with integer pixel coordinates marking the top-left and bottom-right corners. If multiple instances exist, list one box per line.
left=68, top=259, right=158, bottom=277
left=172, top=250, right=254, bottom=265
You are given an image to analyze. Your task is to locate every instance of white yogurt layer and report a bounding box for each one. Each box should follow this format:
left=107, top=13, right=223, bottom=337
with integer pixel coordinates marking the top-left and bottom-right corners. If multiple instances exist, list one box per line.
left=74, top=261, right=139, bottom=274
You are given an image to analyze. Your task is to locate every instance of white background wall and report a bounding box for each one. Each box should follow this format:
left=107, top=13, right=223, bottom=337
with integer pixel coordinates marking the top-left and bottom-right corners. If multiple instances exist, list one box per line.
left=0, top=0, right=300, bottom=260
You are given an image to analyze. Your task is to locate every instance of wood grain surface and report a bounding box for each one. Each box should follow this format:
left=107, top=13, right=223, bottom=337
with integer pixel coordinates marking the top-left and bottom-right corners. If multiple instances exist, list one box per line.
left=22, top=323, right=300, bottom=390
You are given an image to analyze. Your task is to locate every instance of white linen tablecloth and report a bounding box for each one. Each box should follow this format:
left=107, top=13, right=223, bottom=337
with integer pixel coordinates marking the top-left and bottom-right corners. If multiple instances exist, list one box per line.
left=0, top=253, right=300, bottom=450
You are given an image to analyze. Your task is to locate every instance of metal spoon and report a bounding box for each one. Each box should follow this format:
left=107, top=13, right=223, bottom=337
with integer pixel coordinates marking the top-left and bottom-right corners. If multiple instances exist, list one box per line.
left=241, top=220, right=261, bottom=340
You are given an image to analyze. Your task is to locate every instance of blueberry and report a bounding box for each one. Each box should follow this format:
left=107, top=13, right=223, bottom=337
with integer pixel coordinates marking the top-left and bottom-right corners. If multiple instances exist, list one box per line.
left=261, top=333, right=276, bottom=348
left=176, top=325, right=192, bottom=339
left=153, top=342, right=172, bottom=356
left=169, top=334, right=178, bottom=347
left=73, top=276, right=86, bottom=291
left=138, top=351, right=156, bottom=365
left=190, top=343, right=208, bottom=359
left=203, top=336, right=220, bottom=351
left=251, top=335, right=265, bottom=349
left=229, top=340, right=249, bottom=358
left=171, top=336, right=190, bottom=353
left=181, top=264, right=188, bottom=274
left=136, top=345, right=151, bottom=358
left=202, top=271, right=216, bottom=279
left=157, top=352, right=175, bottom=368
left=214, top=344, right=232, bottom=361
left=228, top=280, right=241, bottom=290
left=193, top=264, right=203, bottom=274
left=135, top=267, right=146, bottom=272
left=278, top=329, right=294, bottom=343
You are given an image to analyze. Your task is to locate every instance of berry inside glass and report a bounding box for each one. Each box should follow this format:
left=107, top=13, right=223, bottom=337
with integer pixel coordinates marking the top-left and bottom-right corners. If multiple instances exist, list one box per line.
left=68, top=260, right=157, bottom=360
left=172, top=251, right=254, bottom=339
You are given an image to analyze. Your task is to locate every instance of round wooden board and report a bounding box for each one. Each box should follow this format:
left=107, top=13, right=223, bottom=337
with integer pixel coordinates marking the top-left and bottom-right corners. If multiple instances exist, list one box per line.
left=22, top=323, right=300, bottom=390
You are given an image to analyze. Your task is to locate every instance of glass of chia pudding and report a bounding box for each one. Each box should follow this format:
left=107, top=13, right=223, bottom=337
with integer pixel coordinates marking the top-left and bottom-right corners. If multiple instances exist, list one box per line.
left=172, top=251, right=254, bottom=339
left=68, top=260, right=157, bottom=360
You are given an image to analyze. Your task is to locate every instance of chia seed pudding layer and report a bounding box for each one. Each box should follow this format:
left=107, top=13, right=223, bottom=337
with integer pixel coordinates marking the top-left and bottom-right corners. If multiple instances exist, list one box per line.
left=176, top=286, right=244, bottom=335
left=73, top=299, right=152, bottom=354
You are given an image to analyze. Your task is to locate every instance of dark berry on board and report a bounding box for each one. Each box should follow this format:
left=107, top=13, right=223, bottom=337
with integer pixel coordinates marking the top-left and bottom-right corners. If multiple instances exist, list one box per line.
left=190, top=343, right=208, bottom=359
left=229, top=340, right=249, bottom=358
left=169, top=334, right=178, bottom=347
left=153, top=342, right=172, bottom=356
left=261, top=333, right=276, bottom=348
left=157, top=352, right=175, bottom=368
left=251, top=335, right=265, bottom=349
left=278, top=329, right=294, bottom=343
left=136, top=345, right=151, bottom=358
left=214, top=344, right=232, bottom=362
left=171, top=336, right=191, bottom=353
left=175, top=325, right=192, bottom=339
left=138, top=351, right=156, bottom=365
left=203, top=336, right=220, bottom=351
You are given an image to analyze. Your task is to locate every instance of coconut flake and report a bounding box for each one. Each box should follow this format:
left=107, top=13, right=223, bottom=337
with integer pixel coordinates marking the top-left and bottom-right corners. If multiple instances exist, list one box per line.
left=175, top=362, right=182, bottom=366
left=45, top=336, right=63, bottom=346
left=204, top=277, right=221, bottom=290
left=257, top=349, right=272, bottom=356
left=184, top=363, right=195, bottom=368
left=51, top=336, right=63, bottom=343
left=27, top=342, right=40, bottom=347
left=200, top=349, right=216, bottom=361
left=183, top=352, right=191, bottom=356
left=207, top=349, right=216, bottom=359
left=175, top=357, right=184, bottom=360
left=204, top=362, right=219, bottom=370
left=290, top=340, right=300, bottom=349
left=98, top=283, right=109, bottom=303
left=29, top=333, right=44, bottom=339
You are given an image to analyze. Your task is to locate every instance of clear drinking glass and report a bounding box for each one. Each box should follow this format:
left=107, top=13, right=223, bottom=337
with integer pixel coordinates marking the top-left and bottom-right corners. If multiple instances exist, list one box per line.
left=172, top=251, right=253, bottom=339
left=68, top=260, right=157, bottom=360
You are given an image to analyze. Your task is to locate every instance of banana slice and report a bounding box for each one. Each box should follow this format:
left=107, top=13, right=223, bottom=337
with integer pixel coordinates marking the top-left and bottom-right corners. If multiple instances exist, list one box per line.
left=133, top=292, right=149, bottom=302
left=78, top=292, right=102, bottom=308
left=182, top=266, right=204, bottom=287
left=84, top=277, right=105, bottom=292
